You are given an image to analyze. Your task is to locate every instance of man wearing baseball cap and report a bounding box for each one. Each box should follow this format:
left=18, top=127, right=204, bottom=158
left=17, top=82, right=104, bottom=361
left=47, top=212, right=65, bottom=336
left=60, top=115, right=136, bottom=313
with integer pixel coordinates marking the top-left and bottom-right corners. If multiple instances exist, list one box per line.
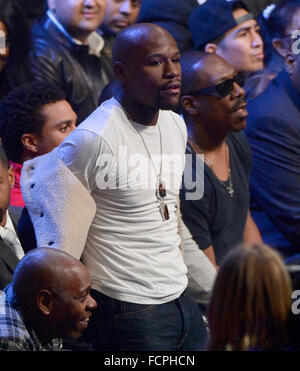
left=189, top=0, right=264, bottom=73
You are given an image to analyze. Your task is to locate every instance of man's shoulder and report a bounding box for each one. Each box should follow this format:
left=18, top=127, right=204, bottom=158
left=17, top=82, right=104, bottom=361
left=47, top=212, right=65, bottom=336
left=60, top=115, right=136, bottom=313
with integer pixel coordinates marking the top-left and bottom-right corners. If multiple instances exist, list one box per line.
left=78, top=98, right=125, bottom=135
left=228, top=131, right=249, bottom=149
left=159, top=110, right=187, bottom=141
left=227, top=132, right=252, bottom=173
left=247, top=73, right=290, bottom=120
left=0, top=290, right=30, bottom=347
left=30, top=27, right=65, bottom=65
left=30, top=15, right=70, bottom=58
left=59, top=98, right=127, bottom=156
left=31, top=16, right=55, bottom=44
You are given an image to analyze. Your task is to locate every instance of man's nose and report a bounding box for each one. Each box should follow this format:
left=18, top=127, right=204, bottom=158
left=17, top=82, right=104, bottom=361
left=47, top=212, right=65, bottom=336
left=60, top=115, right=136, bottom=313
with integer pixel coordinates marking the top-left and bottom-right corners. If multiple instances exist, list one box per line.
left=84, top=0, right=97, bottom=8
left=164, top=59, right=180, bottom=77
left=232, top=82, right=245, bottom=98
left=252, top=30, right=263, bottom=49
left=120, top=0, right=133, bottom=15
left=87, top=294, right=97, bottom=310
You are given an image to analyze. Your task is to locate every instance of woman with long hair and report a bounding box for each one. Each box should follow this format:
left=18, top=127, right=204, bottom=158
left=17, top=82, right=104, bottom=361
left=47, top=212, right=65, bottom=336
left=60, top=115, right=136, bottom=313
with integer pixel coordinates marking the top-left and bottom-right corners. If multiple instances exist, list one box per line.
left=0, top=0, right=32, bottom=100
left=208, top=243, right=292, bottom=351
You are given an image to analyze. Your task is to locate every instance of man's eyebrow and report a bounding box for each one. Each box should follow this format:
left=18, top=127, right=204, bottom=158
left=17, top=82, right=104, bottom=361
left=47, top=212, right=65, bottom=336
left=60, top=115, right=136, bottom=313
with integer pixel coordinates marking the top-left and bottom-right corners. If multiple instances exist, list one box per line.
left=235, top=26, right=251, bottom=34
left=54, top=119, right=74, bottom=128
left=79, top=286, right=91, bottom=296
left=146, top=51, right=181, bottom=59
left=233, top=23, right=260, bottom=36
left=73, top=286, right=91, bottom=299
left=213, top=73, right=235, bottom=85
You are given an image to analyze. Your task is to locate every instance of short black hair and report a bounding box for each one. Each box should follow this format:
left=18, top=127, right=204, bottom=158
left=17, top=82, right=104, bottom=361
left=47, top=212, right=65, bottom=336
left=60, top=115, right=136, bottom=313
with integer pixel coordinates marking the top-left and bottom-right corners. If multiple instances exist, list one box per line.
left=0, top=143, right=8, bottom=169
left=0, top=81, right=66, bottom=163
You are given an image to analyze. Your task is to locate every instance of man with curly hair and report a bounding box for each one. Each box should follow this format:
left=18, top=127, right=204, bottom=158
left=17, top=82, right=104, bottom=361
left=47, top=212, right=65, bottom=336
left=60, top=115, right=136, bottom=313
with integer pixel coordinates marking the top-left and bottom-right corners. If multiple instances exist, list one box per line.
left=0, top=81, right=77, bottom=224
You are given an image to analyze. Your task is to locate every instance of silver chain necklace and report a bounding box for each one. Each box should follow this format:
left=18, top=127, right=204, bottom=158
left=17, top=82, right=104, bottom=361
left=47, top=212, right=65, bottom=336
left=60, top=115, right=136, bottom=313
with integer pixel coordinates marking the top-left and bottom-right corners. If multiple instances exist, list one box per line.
left=188, top=137, right=234, bottom=198
left=115, top=96, right=170, bottom=220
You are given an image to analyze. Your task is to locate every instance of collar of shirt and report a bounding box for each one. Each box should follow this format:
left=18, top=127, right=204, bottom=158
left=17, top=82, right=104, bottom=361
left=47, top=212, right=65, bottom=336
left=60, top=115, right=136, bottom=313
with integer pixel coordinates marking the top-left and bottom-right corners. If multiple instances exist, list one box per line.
left=0, top=212, right=24, bottom=260
left=47, top=10, right=104, bottom=56
left=0, top=211, right=15, bottom=240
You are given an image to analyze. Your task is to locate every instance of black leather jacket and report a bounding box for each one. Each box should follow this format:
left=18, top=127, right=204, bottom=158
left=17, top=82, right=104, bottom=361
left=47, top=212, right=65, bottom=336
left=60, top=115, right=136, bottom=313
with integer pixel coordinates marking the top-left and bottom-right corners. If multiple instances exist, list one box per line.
left=30, top=14, right=115, bottom=124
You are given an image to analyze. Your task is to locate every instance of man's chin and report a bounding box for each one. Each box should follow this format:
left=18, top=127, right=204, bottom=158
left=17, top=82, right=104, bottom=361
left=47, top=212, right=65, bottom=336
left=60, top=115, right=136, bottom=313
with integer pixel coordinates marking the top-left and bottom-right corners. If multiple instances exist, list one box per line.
left=158, top=98, right=180, bottom=111
left=232, top=119, right=247, bottom=132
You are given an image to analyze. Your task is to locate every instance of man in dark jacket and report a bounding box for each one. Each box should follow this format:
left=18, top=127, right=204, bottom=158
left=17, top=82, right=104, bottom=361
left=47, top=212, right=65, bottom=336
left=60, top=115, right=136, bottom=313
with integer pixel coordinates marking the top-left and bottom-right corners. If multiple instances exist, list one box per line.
left=0, top=145, right=24, bottom=290
left=30, top=0, right=115, bottom=124
left=245, top=46, right=300, bottom=262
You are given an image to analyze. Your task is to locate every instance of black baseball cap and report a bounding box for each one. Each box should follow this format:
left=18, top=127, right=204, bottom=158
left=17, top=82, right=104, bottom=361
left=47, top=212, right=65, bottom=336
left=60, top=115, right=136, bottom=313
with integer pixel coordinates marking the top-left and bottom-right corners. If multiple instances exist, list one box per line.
left=189, top=0, right=254, bottom=50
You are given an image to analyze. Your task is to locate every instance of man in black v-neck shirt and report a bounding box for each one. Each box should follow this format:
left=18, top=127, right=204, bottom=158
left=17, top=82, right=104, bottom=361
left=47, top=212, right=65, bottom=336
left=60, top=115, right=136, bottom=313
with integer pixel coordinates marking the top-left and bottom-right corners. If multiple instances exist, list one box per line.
left=179, top=51, right=262, bottom=267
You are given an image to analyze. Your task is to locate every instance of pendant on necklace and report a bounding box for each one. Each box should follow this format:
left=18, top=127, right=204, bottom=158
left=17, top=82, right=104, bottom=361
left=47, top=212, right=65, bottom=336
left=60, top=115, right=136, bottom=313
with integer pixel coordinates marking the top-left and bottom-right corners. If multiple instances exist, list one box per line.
left=159, top=201, right=170, bottom=221
left=156, top=179, right=169, bottom=221
left=156, top=179, right=167, bottom=199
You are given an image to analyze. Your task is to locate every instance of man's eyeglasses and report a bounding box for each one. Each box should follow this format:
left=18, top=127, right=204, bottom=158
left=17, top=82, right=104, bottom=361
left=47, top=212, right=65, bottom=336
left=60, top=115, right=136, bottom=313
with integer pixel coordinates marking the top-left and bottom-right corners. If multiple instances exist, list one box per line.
left=187, top=71, right=245, bottom=98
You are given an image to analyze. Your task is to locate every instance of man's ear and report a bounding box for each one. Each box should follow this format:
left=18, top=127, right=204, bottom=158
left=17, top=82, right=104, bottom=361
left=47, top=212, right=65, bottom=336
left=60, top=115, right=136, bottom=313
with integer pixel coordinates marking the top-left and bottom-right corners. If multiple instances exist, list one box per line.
left=113, top=61, right=127, bottom=84
left=21, top=133, right=39, bottom=155
left=285, top=51, right=297, bottom=76
left=36, top=289, right=54, bottom=316
left=272, top=38, right=289, bottom=58
left=7, top=165, right=15, bottom=190
left=180, top=96, right=200, bottom=116
left=204, top=43, right=218, bottom=54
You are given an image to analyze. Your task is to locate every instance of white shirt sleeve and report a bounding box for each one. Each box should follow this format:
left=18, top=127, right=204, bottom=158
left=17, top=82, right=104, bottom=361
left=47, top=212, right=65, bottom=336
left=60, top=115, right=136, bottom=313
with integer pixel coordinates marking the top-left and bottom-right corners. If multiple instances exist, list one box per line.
left=178, top=211, right=217, bottom=305
left=58, top=128, right=116, bottom=194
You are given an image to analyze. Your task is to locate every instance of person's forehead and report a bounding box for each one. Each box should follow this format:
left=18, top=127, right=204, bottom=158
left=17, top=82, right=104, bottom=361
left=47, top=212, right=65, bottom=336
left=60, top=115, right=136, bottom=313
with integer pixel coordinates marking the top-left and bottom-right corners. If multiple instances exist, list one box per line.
left=225, top=16, right=258, bottom=40
left=64, top=264, right=91, bottom=293
left=41, top=100, right=74, bottom=122
left=138, top=32, right=179, bottom=56
left=196, top=58, right=235, bottom=86
left=141, top=32, right=178, bottom=53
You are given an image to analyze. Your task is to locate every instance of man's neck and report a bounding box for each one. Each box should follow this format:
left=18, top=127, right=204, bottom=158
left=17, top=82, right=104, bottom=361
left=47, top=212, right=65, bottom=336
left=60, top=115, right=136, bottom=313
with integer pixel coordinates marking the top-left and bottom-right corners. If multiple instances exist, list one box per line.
left=23, top=311, right=55, bottom=346
left=66, top=29, right=91, bottom=45
left=117, top=93, right=159, bottom=126
left=47, top=10, right=91, bottom=45
left=187, top=117, right=227, bottom=153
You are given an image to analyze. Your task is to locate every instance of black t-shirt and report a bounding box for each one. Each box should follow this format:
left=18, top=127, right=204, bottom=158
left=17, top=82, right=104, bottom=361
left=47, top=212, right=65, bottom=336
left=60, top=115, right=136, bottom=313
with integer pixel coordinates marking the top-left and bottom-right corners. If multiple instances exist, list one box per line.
left=180, top=132, right=252, bottom=265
